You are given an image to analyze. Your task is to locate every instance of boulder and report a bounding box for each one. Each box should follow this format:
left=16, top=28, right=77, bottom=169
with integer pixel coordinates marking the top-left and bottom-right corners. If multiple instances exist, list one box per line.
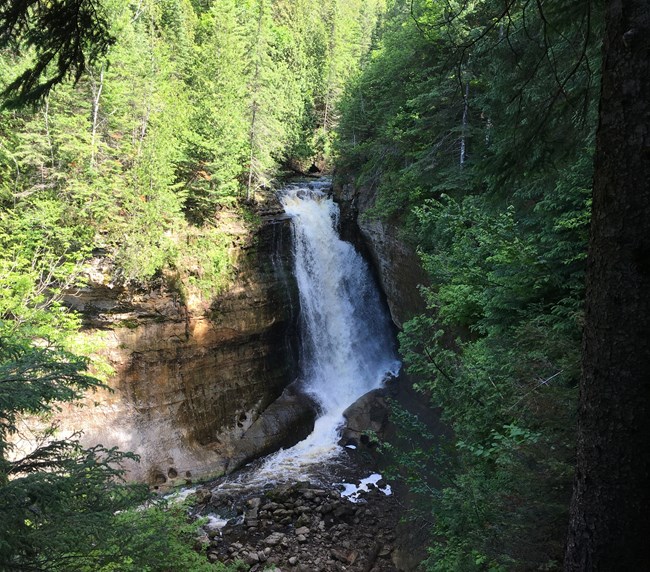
left=339, top=388, right=389, bottom=448
left=263, top=532, right=286, bottom=547
left=225, top=384, right=318, bottom=473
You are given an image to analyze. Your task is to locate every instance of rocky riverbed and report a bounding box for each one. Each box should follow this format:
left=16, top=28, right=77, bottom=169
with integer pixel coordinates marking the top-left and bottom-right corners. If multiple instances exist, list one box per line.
left=187, top=464, right=401, bottom=571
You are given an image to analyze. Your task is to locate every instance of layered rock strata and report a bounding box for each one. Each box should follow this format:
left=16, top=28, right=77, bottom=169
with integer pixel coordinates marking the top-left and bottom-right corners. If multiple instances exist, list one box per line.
left=57, top=209, right=302, bottom=485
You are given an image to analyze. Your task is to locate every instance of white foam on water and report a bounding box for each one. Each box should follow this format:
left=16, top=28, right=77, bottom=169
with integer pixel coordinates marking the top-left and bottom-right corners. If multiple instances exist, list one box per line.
left=164, top=487, right=197, bottom=504
left=338, top=473, right=393, bottom=503
left=203, top=514, right=230, bottom=532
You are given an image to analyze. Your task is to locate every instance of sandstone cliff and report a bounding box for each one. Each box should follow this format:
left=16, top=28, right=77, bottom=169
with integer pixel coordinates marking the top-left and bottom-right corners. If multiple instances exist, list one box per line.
left=333, top=182, right=428, bottom=330
left=56, top=204, right=307, bottom=486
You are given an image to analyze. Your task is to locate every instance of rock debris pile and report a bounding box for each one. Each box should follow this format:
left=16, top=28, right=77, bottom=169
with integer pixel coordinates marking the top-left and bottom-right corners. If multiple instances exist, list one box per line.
left=193, top=480, right=400, bottom=572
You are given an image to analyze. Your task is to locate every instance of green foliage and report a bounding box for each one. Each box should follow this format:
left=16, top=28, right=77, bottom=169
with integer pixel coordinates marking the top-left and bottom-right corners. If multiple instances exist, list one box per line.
left=0, top=341, right=98, bottom=450
left=0, top=0, right=115, bottom=107
left=1, top=3, right=386, bottom=570
left=0, top=191, right=234, bottom=572
left=0, top=197, right=89, bottom=340
left=336, top=0, right=599, bottom=568
left=174, top=224, right=236, bottom=299
left=374, top=401, right=446, bottom=506
left=79, top=502, right=242, bottom=572
left=0, top=441, right=147, bottom=570
left=0, top=215, right=232, bottom=571
left=2, top=0, right=384, bottom=283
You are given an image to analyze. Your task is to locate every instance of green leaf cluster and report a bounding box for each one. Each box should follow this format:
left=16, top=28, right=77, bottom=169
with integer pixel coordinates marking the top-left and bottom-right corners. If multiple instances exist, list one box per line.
left=0, top=0, right=115, bottom=107
left=0, top=194, right=236, bottom=570
left=1, top=0, right=384, bottom=286
left=1, top=2, right=385, bottom=569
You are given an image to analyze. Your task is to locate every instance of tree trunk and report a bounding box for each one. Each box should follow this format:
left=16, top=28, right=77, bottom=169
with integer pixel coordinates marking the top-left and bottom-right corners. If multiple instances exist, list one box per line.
left=247, top=0, right=265, bottom=202
left=460, top=80, right=469, bottom=166
left=90, top=65, right=104, bottom=169
left=565, top=1, right=650, bottom=570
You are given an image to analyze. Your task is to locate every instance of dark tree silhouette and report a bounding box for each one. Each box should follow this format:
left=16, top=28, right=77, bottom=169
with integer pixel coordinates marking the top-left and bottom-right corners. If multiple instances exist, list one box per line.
left=0, top=0, right=114, bottom=107
left=565, top=0, right=650, bottom=569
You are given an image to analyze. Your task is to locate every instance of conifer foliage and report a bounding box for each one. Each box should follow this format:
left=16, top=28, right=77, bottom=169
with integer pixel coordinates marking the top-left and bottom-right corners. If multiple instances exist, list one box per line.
left=0, top=0, right=114, bottom=107
left=336, top=0, right=601, bottom=569
left=1, top=1, right=382, bottom=569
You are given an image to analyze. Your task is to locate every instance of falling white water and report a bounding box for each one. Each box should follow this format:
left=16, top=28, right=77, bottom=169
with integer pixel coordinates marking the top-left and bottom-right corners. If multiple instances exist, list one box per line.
left=247, top=182, right=400, bottom=482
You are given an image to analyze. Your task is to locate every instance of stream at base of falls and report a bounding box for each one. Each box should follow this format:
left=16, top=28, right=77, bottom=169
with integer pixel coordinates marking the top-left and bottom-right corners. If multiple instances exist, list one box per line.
left=172, top=180, right=405, bottom=571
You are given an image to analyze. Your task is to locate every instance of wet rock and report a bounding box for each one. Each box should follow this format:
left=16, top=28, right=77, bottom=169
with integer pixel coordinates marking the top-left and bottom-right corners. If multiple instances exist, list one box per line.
left=207, top=551, right=220, bottom=563
left=333, top=504, right=355, bottom=518
left=200, top=476, right=401, bottom=571
left=247, top=497, right=262, bottom=509
left=195, top=488, right=213, bottom=504
left=334, top=180, right=429, bottom=329
left=296, top=513, right=311, bottom=527
left=245, top=497, right=261, bottom=527
left=340, top=389, right=389, bottom=447
left=319, top=503, right=334, bottom=514
left=332, top=548, right=358, bottom=564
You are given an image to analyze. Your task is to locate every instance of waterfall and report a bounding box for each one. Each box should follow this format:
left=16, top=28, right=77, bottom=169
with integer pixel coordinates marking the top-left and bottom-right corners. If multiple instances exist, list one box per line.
left=249, top=182, right=400, bottom=481
left=283, top=183, right=399, bottom=416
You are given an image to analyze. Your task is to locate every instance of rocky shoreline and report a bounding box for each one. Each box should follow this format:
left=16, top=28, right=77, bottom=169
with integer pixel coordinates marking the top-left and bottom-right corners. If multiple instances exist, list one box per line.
left=188, top=468, right=401, bottom=571
left=190, top=482, right=399, bottom=572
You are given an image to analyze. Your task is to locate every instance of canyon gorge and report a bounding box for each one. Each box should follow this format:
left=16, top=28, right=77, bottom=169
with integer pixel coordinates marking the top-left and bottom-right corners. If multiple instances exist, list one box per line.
left=48, top=180, right=420, bottom=493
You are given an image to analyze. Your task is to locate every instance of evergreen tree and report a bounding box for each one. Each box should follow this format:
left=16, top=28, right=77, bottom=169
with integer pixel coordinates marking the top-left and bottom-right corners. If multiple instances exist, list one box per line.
left=565, top=0, right=650, bottom=568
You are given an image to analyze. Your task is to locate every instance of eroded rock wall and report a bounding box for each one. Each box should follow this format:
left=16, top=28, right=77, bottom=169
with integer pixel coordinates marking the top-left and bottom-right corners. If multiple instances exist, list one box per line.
left=333, top=182, right=428, bottom=329
left=58, top=212, right=301, bottom=486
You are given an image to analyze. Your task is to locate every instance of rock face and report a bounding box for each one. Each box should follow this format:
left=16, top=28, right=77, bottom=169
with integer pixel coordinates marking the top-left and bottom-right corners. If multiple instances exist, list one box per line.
left=224, top=383, right=318, bottom=473
left=334, top=182, right=428, bottom=329
left=57, top=209, right=302, bottom=485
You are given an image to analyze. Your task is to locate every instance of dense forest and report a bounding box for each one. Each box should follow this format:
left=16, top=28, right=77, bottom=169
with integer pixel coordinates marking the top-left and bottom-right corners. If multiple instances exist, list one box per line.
left=0, top=1, right=384, bottom=569
left=335, top=1, right=597, bottom=570
left=1, top=0, right=648, bottom=570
